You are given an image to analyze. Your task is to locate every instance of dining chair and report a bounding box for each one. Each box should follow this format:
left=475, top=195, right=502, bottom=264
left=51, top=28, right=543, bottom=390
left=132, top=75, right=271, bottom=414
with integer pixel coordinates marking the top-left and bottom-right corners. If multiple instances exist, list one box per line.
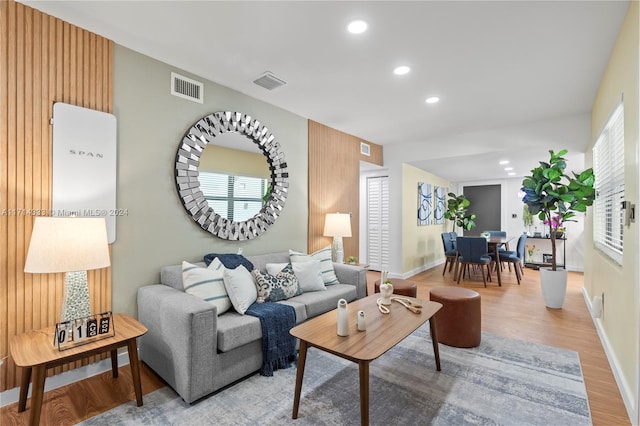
left=498, top=233, right=527, bottom=284
left=455, top=237, right=492, bottom=287
left=441, top=232, right=458, bottom=275
left=484, top=230, right=510, bottom=271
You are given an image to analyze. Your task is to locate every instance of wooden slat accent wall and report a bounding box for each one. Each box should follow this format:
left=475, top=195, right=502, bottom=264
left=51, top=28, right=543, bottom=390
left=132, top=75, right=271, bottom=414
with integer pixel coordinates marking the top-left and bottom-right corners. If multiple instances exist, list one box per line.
left=308, top=120, right=383, bottom=259
left=1, top=0, right=113, bottom=392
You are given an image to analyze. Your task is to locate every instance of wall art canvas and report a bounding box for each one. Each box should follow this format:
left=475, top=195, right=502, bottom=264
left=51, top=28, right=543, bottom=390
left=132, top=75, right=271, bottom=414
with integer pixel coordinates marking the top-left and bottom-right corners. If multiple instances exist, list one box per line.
left=434, top=186, right=447, bottom=224
left=418, top=182, right=432, bottom=226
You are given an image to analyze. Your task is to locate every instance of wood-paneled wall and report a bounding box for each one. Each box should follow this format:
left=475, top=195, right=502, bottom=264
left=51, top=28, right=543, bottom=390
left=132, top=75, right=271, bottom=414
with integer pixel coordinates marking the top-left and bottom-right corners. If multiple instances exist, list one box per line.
left=308, top=120, right=383, bottom=259
left=1, top=0, right=113, bottom=392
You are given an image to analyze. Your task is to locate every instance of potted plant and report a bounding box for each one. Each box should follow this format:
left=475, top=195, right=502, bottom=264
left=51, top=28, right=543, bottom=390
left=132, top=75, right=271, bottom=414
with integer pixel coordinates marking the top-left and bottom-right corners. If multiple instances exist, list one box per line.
left=544, top=214, right=565, bottom=238
left=444, top=193, right=476, bottom=232
left=347, top=256, right=357, bottom=265
left=522, top=205, right=534, bottom=235
left=521, top=149, right=595, bottom=308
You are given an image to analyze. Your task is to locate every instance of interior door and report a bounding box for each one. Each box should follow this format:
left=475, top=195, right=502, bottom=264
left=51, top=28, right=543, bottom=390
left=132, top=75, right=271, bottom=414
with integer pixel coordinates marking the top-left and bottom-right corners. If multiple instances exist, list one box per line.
left=463, top=184, right=501, bottom=236
left=367, top=176, right=390, bottom=271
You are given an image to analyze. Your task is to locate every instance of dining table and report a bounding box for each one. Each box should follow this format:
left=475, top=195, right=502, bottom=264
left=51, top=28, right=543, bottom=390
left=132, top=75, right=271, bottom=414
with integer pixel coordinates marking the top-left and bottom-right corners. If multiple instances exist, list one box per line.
left=486, top=235, right=516, bottom=286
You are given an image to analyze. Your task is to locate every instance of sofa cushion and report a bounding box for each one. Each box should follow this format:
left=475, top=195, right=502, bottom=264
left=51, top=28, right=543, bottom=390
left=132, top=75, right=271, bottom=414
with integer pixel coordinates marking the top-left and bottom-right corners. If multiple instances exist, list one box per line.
left=245, top=251, right=290, bottom=273
left=252, top=267, right=301, bottom=302
left=276, top=300, right=307, bottom=324
left=217, top=311, right=262, bottom=352
left=289, top=246, right=339, bottom=285
left=182, top=261, right=231, bottom=315
left=288, top=284, right=357, bottom=318
left=223, top=265, right=257, bottom=315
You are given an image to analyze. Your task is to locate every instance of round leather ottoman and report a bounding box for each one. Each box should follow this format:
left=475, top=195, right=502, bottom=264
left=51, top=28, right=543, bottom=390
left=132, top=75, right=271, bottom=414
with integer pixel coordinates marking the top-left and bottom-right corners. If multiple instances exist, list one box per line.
left=374, top=278, right=417, bottom=298
left=429, top=286, right=481, bottom=348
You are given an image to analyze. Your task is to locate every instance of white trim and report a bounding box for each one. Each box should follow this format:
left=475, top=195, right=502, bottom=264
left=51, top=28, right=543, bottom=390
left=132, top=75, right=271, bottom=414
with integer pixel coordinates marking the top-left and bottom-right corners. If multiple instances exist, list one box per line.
left=582, top=288, right=635, bottom=422
left=0, top=350, right=131, bottom=407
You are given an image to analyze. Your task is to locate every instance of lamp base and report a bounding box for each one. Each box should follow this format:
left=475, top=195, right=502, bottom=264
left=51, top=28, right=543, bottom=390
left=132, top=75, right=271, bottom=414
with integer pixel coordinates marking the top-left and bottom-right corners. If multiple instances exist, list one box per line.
left=332, top=236, right=344, bottom=264
left=61, top=270, right=91, bottom=322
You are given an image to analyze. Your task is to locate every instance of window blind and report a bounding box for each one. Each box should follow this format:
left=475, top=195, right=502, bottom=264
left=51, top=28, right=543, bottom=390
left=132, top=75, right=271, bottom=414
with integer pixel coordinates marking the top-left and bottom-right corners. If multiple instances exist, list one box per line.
left=200, top=172, right=267, bottom=222
left=593, top=102, right=624, bottom=265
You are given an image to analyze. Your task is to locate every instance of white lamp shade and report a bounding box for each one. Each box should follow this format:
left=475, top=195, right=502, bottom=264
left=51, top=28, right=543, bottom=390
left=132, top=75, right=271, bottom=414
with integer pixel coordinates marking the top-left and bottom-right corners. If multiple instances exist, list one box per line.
left=24, top=217, right=111, bottom=273
left=323, top=213, right=352, bottom=238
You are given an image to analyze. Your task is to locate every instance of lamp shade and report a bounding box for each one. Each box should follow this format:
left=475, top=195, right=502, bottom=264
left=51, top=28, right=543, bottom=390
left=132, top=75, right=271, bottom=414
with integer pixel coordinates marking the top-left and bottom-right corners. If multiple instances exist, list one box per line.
left=323, top=213, right=352, bottom=238
left=24, top=217, right=111, bottom=273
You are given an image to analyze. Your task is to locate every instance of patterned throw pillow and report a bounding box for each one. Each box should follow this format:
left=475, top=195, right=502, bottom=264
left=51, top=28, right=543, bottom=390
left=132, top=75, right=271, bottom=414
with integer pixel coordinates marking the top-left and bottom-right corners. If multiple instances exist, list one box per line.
left=289, top=245, right=339, bottom=285
left=252, top=266, right=302, bottom=302
left=182, top=261, right=231, bottom=316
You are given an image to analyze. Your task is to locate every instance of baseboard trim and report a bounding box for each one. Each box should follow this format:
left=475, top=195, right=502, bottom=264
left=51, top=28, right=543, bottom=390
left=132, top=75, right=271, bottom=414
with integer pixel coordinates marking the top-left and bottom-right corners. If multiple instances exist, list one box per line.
left=582, top=288, right=635, bottom=423
left=0, top=351, right=131, bottom=408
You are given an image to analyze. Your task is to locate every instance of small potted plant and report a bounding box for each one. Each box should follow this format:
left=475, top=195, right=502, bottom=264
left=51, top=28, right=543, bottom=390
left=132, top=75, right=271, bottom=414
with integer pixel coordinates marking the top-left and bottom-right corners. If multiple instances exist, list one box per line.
left=523, top=205, right=534, bottom=235
left=521, top=149, right=595, bottom=308
left=544, top=215, right=565, bottom=239
left=378, top=271, right=393, bottom=305
left=347, top=256, right=357, bottom=265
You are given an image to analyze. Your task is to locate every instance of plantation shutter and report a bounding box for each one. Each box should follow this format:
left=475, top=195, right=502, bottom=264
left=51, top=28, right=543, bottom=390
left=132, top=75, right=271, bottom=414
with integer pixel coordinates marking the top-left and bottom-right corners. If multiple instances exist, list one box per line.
left=367, top=176, right=390, bottom=271
left=593, top=101, right=624, bottom=265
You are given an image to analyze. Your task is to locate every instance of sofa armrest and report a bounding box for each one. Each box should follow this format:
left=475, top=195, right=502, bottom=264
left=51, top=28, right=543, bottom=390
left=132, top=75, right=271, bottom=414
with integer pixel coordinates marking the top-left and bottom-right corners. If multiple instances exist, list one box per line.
left=137, top=284, right=217, bottom=403
left=332, top=263, right=367, bottom=299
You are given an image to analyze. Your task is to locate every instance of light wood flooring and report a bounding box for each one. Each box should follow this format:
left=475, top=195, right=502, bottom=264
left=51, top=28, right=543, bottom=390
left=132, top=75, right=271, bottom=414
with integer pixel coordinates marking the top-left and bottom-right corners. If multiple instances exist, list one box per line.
left=1, top=264, right=631, bottom=425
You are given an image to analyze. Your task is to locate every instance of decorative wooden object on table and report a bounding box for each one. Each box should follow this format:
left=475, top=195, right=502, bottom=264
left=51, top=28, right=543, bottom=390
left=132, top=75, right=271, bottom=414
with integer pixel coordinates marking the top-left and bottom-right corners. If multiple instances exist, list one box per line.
left=9, top=313, right=147, bottom=426
left=290, top=294, right=442, bottom=426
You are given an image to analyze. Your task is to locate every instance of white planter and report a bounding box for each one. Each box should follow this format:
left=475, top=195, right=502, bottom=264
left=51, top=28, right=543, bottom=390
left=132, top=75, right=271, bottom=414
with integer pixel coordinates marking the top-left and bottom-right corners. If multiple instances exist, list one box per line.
left=539, top=268, right=568, bottom=309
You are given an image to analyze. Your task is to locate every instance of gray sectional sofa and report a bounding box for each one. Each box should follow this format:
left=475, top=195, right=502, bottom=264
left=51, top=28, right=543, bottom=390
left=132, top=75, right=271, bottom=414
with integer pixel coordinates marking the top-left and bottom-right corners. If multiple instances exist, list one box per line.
left=137, top=251, right=367, bottom=404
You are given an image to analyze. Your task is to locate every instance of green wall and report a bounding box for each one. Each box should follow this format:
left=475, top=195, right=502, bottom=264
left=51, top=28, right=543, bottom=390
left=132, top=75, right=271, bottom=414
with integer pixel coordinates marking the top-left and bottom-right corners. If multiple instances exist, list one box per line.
left=111, top=45, right=308, bottom=316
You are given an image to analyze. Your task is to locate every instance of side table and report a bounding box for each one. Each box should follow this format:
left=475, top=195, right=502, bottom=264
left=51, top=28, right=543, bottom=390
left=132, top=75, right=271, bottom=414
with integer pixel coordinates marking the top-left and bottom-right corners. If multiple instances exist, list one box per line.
left=9, top=313, right=147, bottom=426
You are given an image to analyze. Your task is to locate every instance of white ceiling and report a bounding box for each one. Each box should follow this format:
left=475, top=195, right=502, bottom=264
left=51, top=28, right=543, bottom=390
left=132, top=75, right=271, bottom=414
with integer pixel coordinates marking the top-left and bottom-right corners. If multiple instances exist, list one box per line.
left=21, top=0, right=629, bottom=182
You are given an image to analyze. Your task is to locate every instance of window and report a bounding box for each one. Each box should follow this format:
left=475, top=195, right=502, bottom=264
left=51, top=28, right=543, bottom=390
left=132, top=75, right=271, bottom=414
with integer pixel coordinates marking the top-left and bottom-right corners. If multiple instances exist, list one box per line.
left=593, top=102, right=624, bottom=264
left=199, top=172, right=268, bottom=222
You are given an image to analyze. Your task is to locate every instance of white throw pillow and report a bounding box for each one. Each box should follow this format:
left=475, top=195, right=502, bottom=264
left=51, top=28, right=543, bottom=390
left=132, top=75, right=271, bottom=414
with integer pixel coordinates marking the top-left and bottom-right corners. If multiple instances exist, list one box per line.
left=292, top=260, right=326, bottom=292
left=182, top=261, right=231, bottom=316
left=265, top=263, right=289, bottom=275
left=208, top=257, right=224, bottom=271
left=289, top=245, right=339, bottom=285
left=222, top=265, right=257, bottom=315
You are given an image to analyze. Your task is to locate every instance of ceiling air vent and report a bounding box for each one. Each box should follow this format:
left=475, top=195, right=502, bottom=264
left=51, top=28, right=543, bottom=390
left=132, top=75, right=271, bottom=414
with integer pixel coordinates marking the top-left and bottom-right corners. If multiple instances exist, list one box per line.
left=360, top=142, right=371, bottom=156
left=171, top=72, right=204, bottom=103
left=253, top=71, right=287, bottom=90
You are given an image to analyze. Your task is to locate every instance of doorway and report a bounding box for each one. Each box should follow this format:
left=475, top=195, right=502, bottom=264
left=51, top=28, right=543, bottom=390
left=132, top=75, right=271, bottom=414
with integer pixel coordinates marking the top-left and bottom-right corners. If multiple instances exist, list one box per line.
left=463, top=184, right=501, bottom=235
left=366, top=176, right=390, bottom=271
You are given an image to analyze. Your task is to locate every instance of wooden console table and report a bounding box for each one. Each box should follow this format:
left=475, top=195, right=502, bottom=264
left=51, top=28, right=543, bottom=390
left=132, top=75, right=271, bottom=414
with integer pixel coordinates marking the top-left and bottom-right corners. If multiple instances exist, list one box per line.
left=9, top=313, right=147, bottom=426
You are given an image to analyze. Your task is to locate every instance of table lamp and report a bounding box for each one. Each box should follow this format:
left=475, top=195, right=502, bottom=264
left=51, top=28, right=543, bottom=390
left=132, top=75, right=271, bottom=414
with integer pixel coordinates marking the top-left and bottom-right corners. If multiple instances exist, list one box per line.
left=24, top=217, right=111, bottom=322
left=323, top=213, right=352, bottom=263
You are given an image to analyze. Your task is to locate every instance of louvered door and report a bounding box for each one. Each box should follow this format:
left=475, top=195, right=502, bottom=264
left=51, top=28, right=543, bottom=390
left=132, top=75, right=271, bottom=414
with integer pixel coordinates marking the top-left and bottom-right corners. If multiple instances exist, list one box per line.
left=367, top=176, right=390, bottom=271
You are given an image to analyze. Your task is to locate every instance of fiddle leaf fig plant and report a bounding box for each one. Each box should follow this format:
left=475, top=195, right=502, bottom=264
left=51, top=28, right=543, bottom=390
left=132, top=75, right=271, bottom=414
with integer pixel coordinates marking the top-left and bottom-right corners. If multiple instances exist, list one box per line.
left=521, top=149, right=595, bottom=271
left=444, top=192, right=476, bottom=232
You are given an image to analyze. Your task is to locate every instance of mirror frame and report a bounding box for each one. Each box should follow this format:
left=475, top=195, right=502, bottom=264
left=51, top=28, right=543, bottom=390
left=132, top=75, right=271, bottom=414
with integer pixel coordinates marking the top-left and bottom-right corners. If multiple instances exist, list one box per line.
left=175, top=111, right=289, bottom=240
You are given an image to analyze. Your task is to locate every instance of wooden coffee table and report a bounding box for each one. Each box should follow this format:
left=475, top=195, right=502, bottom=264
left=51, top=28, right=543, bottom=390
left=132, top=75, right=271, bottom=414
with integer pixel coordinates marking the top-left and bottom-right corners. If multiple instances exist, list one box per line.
left=290, top=294, right=442, bottom=426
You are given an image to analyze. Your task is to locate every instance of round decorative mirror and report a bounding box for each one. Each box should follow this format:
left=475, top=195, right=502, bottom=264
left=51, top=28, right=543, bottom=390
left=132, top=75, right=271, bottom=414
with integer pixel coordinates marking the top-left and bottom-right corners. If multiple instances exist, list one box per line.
left=175, top=111, right=289, bottom=240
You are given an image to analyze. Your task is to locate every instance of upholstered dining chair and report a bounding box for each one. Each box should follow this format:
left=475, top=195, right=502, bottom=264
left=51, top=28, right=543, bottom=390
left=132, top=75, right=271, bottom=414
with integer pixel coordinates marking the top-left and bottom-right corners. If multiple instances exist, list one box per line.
left=484, top=230, right=510, bottom=271
left=498, top=233, right=527, bottom=284
left=455, top=237, right=492, bottom=287
left=441, top=232, right=458, bottom=275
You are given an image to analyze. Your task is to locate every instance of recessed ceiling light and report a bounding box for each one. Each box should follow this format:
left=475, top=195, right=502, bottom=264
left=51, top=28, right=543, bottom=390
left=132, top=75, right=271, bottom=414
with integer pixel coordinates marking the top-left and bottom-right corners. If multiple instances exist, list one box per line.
left=508, top=172, right=516, bottom=176
left=347, top=20, right=368, bottom=34
left=425, top=97, right=440, bottom=104
left=504, top=167, right=513, bottom=171
left=393, top=66, right=410, bottom=75
left=499, top=160, right=509, bottom=165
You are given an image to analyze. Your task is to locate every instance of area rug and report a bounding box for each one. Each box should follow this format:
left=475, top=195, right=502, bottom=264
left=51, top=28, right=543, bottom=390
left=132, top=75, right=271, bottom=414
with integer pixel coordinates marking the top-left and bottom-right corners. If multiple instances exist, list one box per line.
left=80, top=327, right=591, bottom=425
